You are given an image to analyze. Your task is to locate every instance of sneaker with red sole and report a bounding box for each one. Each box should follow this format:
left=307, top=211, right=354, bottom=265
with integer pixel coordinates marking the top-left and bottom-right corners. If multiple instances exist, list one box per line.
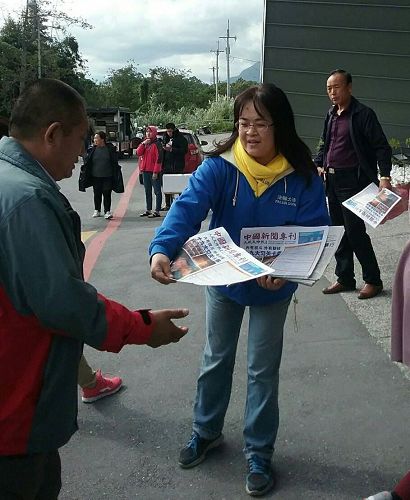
left=81, top=370, right=123, bottom=403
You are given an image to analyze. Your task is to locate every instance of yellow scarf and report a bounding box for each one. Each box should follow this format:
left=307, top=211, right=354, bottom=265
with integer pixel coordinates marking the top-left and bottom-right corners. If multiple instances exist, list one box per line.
left=233, top=138, right=293, bottom=197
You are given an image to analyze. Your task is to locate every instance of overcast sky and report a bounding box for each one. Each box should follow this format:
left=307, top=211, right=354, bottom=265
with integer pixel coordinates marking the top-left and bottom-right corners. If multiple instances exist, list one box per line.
left=0, top=0, right=264, bottom=84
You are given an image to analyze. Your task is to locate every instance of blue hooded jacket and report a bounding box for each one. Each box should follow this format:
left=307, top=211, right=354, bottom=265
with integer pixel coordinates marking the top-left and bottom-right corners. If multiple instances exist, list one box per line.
left=149, top=151, right=330, bottom=306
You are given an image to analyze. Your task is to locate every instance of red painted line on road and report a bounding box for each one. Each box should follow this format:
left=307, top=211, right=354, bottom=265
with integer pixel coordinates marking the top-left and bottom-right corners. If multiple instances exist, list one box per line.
left=83, top=165, right=139, bottom=281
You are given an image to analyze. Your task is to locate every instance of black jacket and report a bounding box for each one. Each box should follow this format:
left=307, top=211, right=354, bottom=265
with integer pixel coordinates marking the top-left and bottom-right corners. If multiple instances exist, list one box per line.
left=162, top=129, right=188, bottom=174
left=79, top=142, right=123, bottom=193
left=315, top=96, right=392, bottom=184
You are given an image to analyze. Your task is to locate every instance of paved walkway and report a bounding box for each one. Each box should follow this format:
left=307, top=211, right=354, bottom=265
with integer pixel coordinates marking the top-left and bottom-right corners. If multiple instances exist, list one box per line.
left=59, top=159, right=410, bottom=499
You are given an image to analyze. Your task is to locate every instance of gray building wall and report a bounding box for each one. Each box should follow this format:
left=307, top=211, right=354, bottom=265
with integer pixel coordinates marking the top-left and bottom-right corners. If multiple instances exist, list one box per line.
left=262, top=0, right=410, bottom=151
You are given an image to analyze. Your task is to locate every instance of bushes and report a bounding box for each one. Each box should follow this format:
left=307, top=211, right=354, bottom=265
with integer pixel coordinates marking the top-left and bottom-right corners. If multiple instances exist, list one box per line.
left=133, top=97, right=235, bottom=133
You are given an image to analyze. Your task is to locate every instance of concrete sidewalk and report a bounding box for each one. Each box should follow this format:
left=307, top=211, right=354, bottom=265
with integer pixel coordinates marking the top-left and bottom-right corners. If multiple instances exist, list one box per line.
left=323, top=210, right=410, bottom=381
left=59, top=163, right=410, bottom=499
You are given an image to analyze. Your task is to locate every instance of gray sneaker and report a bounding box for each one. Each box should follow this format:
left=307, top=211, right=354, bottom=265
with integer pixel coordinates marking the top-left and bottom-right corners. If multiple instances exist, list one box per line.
left=178, top=431, right=223, bottom=468
left=245, top=455, right=275, bottom=497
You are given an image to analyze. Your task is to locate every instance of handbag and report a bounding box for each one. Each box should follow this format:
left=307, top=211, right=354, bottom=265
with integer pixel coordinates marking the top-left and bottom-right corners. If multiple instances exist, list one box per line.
left=112, top=165, right=125, bottom=193
left=78, top=164, right=92, bottom=192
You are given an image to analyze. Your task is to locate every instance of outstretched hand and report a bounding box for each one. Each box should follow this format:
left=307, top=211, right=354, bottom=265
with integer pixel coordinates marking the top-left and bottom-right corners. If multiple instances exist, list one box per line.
left=151, top=253, right=176, bottom=284
left=148, top=308, right=189, bottom=348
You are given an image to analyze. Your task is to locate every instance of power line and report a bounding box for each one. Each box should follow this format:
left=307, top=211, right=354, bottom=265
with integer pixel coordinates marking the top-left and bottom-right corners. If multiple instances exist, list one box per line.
left=230, top=56, right=260, bottom=64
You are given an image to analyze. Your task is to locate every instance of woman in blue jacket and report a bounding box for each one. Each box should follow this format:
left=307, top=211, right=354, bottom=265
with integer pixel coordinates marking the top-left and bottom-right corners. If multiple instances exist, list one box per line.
left=149, top=83, right=329, bottom=497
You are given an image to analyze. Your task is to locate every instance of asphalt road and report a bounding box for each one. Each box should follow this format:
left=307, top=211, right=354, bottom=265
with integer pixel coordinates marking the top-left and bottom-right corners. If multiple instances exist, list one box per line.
left=57, top=146, right=410, bottom=500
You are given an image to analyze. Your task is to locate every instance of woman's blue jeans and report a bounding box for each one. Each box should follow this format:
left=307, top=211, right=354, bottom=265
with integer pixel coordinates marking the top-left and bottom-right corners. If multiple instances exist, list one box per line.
left=192, top=286, right=291, bottom=460
left=142, top=172, right=162, bottom=212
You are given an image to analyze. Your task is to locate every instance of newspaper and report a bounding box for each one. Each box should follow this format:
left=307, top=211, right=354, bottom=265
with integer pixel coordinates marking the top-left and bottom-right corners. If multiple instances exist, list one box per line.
left=170, top=227, right=274, bottom=286
left=240, top=226, right=329, bottom=280
left=287, top=226, right=345, bottom=286
left=342, top=183, right=401, bottom=228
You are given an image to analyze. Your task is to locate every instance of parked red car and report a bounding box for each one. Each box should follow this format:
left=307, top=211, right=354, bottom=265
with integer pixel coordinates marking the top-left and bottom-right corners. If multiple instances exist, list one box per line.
left=156, top=128, right=208, bottom=173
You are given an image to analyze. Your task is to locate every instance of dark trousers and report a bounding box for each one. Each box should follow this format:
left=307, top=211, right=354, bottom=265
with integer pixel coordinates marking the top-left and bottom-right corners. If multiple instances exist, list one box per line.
left=142, top=172, right=162, bottom=212
left=326, top=168, right=382, bottom=287
left=164, top=193, right=173, bottom=209
left=0, top=450, right=61, bottom=500
left=92, top=177, right=112, bottom=213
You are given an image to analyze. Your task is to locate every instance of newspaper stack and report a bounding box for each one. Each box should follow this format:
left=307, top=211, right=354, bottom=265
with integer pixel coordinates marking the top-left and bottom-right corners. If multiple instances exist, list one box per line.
left=240, top=225, right=344, bottom=286
left=170, top=226, right=344, bottom=287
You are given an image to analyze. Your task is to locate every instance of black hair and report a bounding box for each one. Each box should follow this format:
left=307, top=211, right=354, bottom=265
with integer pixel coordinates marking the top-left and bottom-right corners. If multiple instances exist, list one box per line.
left=0, top=117, right=9, bottom=140
left=95, top=130, right=107, bottom=142
left=165, top=122, right=176, bottom=130
left=208, top=83, right=317, bottom=180
left=9, top=78, right=86, bottom=140
left=329, top=69, right=352, bottom=85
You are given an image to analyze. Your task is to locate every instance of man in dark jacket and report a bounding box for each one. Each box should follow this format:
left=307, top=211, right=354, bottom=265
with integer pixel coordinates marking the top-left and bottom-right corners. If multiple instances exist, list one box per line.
left=0, top=78, right=189, bottom=499
left=315, top=69, right=392, bottom=300
left=161, top=122, right=188, bottom=210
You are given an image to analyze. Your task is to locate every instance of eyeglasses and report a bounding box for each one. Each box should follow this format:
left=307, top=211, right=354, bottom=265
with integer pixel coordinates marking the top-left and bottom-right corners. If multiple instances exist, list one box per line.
left=235, top=121, right=274, bottom=133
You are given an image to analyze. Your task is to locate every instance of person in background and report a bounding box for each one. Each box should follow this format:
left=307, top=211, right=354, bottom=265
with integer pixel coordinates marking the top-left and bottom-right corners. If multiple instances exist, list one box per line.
left=365, top=473, right=410, bottom=500
left=81, top=131, right=119, bottom=219
left=137, top=125, right=163, bottom=218
left=364, top=240, right=410, bottom=499
left=78, top=355, right=122, bottom=403
left=161, top=122, right=188, bottom=210
left=0, top=78, right=189, bottom=499
left=315, top=69, right=392, bottom=300
left=150, top=83, right=329, bottom=497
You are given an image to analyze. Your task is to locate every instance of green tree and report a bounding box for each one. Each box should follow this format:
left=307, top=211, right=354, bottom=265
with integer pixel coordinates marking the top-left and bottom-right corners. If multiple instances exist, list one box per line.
left=99, top=63, right=143, bottom=109
left=230, top=77, right=258, bottom=97
left=0, top=0, right=91, bottom=115
left=147, top=67, right=213, bottom=111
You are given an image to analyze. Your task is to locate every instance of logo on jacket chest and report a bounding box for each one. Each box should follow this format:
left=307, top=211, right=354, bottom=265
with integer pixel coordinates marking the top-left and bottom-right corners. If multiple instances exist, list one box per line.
left=274, top=194, right=296, bottom=207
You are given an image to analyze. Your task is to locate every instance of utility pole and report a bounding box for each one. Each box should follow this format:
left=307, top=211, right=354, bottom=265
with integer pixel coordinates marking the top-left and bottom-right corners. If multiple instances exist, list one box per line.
left=219, top=19, right=236, bottom=99
left=37, top=11, right=41, bottom=79
left=210, top=40, right=223, bottom=101
left=19, top=0, right=30, bottom=93
left=210, top=66, right=216, bottom=89
left=26, top=0, right=41, bottom=79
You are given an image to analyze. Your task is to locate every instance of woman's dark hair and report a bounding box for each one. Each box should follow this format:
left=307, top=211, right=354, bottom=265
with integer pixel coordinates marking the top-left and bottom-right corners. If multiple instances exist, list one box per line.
left=96, top=130, right=107, bottom=142
left=208, top=83, right=317, bottom=180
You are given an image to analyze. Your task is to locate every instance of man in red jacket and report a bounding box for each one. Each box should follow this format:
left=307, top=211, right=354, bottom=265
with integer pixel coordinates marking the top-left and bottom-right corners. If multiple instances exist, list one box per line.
left=0, top=78, right=189, bottom=499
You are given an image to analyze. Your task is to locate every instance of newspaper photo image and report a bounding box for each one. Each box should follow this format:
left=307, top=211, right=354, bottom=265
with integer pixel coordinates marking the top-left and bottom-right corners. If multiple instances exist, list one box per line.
left=170, top=227, right=274, bottom=286
left=342, top=183, right=401, bottom=228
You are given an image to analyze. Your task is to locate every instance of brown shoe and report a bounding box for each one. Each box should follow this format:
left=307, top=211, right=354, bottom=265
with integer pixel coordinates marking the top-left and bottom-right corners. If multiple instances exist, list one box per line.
left=322, top=282, right=356, bottom=294
left=358, top=283, right=383, bottom=299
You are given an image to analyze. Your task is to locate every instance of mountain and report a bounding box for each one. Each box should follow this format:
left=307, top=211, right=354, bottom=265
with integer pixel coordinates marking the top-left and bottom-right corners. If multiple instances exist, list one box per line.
left=231, top=62, right=261, bottom=83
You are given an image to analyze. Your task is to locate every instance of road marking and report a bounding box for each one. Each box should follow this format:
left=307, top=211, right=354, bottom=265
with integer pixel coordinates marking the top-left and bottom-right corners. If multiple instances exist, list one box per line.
left=81, top=231, right=97, bottom=243
left=83, top=166, right=140, bottom=281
